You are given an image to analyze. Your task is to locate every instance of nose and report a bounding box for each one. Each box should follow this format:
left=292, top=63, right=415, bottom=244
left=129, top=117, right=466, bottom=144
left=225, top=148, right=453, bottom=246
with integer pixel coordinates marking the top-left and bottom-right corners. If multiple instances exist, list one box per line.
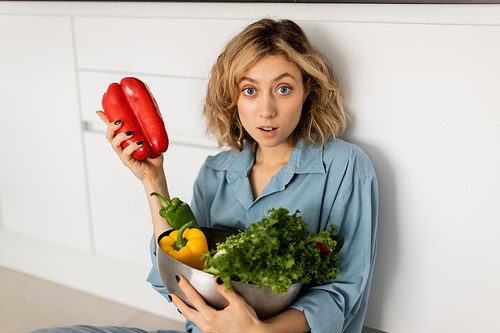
left=259, top=92, right=277, bottom=119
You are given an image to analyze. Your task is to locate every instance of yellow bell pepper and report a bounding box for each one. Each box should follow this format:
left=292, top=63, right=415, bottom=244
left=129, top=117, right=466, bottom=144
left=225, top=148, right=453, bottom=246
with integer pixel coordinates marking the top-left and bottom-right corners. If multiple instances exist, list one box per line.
left=159, top=221, right=208, bottom=270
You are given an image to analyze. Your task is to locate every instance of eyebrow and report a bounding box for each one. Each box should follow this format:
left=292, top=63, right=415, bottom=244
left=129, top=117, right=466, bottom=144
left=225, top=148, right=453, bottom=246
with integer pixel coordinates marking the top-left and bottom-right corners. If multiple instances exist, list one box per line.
left=240, top=72, right=298, bottom=84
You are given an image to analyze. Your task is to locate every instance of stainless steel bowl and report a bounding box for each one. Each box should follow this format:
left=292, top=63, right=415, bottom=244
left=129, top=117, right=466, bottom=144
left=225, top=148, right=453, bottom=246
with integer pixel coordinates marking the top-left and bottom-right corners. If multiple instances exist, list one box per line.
left=157, top=227, right=303, bottom=320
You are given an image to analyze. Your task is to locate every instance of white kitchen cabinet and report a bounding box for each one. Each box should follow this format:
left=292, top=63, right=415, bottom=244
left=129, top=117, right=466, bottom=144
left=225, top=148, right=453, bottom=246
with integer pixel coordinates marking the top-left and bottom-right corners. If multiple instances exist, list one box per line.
left=83, top=131, right=153, bottom=266
left=73, top=17, right=251, bottom=79
left=0, top=14, right=91, bottom=252
left=84, top=131, right=221, bottom=266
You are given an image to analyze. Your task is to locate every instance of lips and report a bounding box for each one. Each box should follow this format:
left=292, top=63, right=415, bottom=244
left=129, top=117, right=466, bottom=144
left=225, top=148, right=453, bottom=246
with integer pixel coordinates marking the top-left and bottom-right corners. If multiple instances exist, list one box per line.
left=257, top=126, right=278, bottom=137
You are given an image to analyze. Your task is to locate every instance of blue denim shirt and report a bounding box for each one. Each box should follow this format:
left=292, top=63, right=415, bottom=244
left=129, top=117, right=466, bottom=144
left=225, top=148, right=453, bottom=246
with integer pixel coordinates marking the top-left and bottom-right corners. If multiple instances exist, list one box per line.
left=148, top=138, right=378, bottom=333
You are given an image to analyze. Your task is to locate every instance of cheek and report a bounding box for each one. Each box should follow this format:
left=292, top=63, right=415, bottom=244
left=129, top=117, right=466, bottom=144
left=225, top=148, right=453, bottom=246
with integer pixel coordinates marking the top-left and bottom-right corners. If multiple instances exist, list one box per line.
left=287, top=98, right=304, bottom=121
left=237, top=99, right=256, bottom=119
left=289, top=115, right=301, bottom=132
left=236, top=102, right=246, bottom=122
left=237, top=103, right=251, bottom=129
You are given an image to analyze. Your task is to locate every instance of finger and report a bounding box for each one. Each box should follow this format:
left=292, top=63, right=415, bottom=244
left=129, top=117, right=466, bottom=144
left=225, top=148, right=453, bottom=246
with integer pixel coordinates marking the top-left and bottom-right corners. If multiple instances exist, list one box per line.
left=96, top=110, right=110, bottom=125
left=214, top=276, right=245, bottom=305
left=109, top=130, right=132, bottom=155
left=170, top=292, right=201, bottom=324
left=177, top=275, right=216, bottom=314
left=121, top=140, right=144, bottom=164
left=105, top=118, right=124, bottom=143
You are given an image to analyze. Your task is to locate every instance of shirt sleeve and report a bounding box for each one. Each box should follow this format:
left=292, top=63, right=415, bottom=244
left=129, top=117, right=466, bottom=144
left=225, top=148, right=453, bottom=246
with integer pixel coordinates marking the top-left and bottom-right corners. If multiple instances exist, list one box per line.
left=146, top=234, right=171, bottom=301
left=290, top=173, right=378, bottom=333
left=190, top=163, right=208, bottom=227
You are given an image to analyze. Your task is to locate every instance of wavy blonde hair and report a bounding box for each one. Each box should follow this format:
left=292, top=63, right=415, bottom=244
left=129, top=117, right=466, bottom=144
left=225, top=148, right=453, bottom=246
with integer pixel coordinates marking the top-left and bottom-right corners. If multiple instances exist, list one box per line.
left=203, top=18, right=348, bottom=152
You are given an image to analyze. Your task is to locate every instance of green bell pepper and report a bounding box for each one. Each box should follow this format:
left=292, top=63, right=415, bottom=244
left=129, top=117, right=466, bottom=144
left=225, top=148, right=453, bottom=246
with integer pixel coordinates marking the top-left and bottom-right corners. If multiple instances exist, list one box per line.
left=150, top=192, right=200, bottom=230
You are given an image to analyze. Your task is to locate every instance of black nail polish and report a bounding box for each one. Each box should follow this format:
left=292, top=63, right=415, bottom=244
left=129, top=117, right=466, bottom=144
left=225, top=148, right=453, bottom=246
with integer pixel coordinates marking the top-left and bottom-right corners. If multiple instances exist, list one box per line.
left=168, top=294, right=172, bottom=302
left=114, top=120, right=121, bottom=125
left=175, top=275, right=180, bottom=283
left=177, top=309, right=182, bottom=314
left=136, top=141, right=144, bottom=145
left=216, top=277, right=223, bottom=285
left=125, top=131, right=133, bottom=136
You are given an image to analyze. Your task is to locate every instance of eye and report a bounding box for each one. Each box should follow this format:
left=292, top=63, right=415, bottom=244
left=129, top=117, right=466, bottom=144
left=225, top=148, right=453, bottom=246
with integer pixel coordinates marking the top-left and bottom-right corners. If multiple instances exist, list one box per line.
left=242, top=87, right=256, bottom=96
left=277, top=86, right=292, bottom=95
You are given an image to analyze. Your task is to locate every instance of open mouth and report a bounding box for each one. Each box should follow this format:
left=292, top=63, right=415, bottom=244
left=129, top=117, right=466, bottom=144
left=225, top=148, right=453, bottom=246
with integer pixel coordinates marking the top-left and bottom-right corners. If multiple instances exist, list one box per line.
left=258, top=126, right=278, bottom=137
left=259, top=127, right=277, bottom=132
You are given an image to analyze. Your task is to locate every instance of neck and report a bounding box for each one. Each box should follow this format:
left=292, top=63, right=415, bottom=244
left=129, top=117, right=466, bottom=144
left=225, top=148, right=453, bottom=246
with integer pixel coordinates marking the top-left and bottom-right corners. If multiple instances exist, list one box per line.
left=255, top=142, right=294, bottom=167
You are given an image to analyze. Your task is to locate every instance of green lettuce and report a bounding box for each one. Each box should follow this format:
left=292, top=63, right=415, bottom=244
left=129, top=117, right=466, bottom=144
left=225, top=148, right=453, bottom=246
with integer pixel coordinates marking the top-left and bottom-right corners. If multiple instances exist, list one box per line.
left=203, top=207, right=341, bottom=294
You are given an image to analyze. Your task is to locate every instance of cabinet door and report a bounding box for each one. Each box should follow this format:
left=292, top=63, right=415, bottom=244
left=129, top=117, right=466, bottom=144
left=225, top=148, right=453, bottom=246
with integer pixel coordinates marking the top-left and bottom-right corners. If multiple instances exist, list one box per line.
left=73, top=17, right=250, bottom=79
left=0, top=15, right=91, bottom=251
left=84, top=132, right=220, bottom=266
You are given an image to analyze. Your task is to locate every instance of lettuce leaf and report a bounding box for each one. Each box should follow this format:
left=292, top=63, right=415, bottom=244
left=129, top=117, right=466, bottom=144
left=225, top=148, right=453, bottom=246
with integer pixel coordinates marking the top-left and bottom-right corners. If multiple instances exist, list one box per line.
left=202, top=207, right=341, bottom=294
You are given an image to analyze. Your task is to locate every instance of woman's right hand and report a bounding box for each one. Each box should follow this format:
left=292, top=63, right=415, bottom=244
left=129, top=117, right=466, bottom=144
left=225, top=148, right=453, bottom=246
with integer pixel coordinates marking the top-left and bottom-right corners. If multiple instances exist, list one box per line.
left=96, top=110, right=165, bottom=184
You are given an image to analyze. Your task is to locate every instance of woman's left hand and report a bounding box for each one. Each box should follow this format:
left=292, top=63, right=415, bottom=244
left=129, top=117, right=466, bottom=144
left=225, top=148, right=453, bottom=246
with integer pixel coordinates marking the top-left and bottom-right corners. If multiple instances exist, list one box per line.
left=171, top=275, right=267, bottom=333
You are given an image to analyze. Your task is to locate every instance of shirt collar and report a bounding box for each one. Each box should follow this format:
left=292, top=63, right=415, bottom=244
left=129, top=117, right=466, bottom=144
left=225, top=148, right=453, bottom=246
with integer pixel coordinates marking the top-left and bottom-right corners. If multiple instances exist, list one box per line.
left=293, top=138, right=326, bottom=175
left=220, top=138, right=326, bottom=184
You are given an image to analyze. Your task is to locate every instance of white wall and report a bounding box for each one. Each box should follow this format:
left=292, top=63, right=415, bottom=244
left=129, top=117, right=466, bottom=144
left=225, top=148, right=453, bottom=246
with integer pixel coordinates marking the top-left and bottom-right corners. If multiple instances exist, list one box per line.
left=1, top=2, right=499, bottom=332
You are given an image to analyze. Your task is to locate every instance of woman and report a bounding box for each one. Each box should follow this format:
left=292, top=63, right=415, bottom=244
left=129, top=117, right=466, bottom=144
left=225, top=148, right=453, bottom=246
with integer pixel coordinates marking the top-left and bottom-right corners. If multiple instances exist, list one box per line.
left=35, top=18, right=378, bottom=333
left=140, top=18, right=377, bottom=333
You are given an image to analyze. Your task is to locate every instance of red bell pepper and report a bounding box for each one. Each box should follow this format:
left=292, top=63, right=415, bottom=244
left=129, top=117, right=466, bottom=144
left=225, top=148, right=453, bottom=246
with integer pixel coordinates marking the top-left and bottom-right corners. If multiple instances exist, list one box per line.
left=101, top=77, right=169, bottom=160
left=314, top=241, right=332, bottom=256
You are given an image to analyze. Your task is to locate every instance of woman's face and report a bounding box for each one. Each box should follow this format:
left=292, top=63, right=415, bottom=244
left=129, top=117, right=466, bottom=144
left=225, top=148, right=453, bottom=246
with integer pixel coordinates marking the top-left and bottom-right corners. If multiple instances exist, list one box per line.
left=237, top=55, right=309, bottom=151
